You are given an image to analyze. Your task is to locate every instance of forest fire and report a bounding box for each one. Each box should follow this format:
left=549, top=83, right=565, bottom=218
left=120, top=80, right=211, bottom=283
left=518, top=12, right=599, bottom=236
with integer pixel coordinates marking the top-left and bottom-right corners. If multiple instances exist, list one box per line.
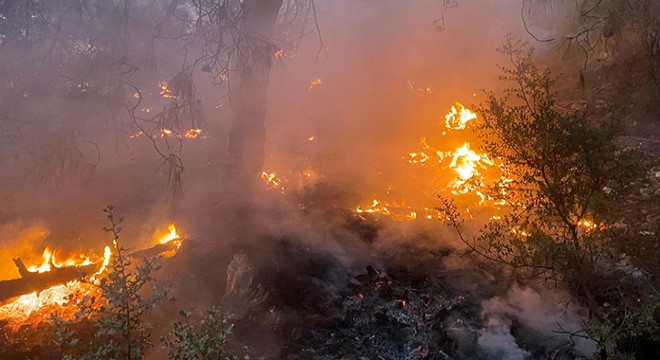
left=1, top=0, right=658, bottom=358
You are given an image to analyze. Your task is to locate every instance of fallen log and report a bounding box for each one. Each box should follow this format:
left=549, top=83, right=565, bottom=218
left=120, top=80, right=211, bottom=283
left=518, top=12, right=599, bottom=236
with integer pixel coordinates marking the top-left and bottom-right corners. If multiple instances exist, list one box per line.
left=127, top=240, right=180, bottom=259
left=0, top=260, right=102, bottom=305
left=0, top=240, right=183, bottom=306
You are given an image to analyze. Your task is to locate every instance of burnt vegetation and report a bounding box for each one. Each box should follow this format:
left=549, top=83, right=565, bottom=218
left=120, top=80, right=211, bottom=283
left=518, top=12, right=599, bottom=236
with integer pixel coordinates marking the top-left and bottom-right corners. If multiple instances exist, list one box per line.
left=0, top=1, right=659, bottom=360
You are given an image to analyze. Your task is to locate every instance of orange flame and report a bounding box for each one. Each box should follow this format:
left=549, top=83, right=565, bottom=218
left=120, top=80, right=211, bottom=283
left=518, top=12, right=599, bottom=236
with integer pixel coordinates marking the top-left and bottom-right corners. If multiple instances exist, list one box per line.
left=445, top=102, right=477, bottom=130
left=155, top=224, right=183, bottom=258
left=158, top=224, right=181, bottom=245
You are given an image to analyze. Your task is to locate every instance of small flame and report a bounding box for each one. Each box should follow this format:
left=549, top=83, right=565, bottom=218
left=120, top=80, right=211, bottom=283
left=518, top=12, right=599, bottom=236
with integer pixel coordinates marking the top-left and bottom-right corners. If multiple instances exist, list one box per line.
left=445, top=102, right=477, bottom=130
left=95, top=246, right=112, bottom=276
left=578, top=219, right=599, bottom=231
left=159, top=224, right=181, bottom=245
left=28, top=248, right=54, bottom=273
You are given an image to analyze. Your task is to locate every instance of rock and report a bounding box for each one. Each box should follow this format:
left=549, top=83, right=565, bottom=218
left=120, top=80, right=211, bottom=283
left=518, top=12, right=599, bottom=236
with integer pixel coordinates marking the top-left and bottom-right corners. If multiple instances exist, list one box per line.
left=222, top=254, right=268, bottom=320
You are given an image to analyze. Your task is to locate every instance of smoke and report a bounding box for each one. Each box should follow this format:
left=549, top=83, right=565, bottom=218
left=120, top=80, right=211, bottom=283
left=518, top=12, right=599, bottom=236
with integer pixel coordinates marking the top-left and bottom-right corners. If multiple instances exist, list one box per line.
left=478, top=283, right=597, bottom=358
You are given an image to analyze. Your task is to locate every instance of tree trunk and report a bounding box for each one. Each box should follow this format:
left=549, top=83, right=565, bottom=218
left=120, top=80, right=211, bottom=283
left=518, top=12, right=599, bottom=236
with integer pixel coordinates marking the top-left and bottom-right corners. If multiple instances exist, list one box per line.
left=225, top=0, right=284, bottom=203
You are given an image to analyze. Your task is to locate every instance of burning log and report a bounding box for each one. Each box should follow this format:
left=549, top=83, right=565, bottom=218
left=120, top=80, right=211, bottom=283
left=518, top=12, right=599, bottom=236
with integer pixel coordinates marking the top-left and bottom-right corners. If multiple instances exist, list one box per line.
left=126, top=223, right=184, bottom=259
left=127, top=240, right=181, bottom=259
left=0, top=259, right=102, bottom=305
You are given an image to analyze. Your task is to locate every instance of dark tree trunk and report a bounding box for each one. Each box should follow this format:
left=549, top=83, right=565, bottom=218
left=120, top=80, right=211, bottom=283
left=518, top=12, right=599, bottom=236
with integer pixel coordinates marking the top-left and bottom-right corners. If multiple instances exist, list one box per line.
left=225, top=0, right=284, bottom=202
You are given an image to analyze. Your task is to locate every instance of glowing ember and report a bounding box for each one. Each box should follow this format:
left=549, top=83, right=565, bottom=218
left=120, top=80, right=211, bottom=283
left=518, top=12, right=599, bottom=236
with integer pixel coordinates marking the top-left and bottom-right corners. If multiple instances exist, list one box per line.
left=159, top=81, right=176, bottom=99
left=578, top=219, right=599, bottom=231
left=309, top=78, right=322, bottom=91
left=184, top=128, right=203, bottom=139
left=511, top=228, right=530, bottom=238
left=300, top=167, right=317, bottom=179
left=355, top=199, right=417, bottom=221
left=261, top=171, right=287, bottom=191
left=354, top=198, right=446, bottom=222
left=130, top=128, right=205, bottom=140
